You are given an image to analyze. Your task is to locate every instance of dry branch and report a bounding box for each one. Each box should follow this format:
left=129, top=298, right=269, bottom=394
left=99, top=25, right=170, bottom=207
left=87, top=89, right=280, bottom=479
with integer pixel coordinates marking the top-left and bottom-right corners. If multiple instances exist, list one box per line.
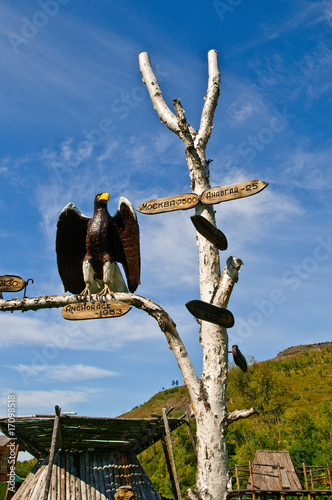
left=226, top=407, right=258, bottom=425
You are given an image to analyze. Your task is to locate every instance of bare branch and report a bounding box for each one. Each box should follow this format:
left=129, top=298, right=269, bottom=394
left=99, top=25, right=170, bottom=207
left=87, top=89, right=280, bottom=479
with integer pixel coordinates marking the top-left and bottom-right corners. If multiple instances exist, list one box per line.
left=139, top=52, right=180, bottom=134
left=226, top=407, right=258, bottom=425
left=0, top=292, right=200, bottom=399
left=211, top=256, right=243, bottom=307
left=196, top=49, right=221, bottom=152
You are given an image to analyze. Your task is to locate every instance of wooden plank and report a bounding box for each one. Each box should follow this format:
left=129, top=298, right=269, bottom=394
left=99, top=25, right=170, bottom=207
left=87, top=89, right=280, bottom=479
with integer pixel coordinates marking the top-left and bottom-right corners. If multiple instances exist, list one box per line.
left=303, top=464, right=312, bottom=500
left=42, top=406, right=60, bottom=500
left=191, top=215, right=228, bottom=250
left=201, top=180, right=268, bottom=205
left=277, top=464, right=285, bottom=500
left=0, top=275, right=25, bottom=293
left=249, top=461, right=256, bottom=500
left=62, top=300, right=131, bottom=321
left=186, top=300, right=234, bottom=328
left=232, top=345, right=248, bottom=373
left=327, top=464, right=332, bottom=490
left=60, top=452, right=66, bottom=500
left=137, top=193, right=199, bottom=214
left=161, top=439, right=179, bottom=500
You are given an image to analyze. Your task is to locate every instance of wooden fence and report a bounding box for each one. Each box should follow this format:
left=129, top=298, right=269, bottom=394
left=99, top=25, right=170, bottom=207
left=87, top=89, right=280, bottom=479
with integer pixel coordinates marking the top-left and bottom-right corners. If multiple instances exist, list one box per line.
left=227, top=462, right=332, bottom=499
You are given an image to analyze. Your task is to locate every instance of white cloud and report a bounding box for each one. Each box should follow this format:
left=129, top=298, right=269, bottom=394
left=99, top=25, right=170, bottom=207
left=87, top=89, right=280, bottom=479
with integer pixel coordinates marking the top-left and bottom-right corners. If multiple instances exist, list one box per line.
left=263, top=1, right=332, bottom=40
left=8, top=363, right=118, bottom=382
left=283, top=145, right=332, bottom=189
left=227, top=92, right=265, bottom=123
left=0, top=308, right=160, bottom=352
left=0, top=388, right=101, bottom=415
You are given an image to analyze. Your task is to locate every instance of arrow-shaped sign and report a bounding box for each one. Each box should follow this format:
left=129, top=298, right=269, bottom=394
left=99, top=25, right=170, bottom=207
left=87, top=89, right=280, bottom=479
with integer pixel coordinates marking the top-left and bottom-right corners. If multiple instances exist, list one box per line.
left=200, top=180, right=268, bottom=205
left=186, top=300, right=234, bottom=328
left=232, top=345, right=248, bottom=373
left=191, top=215, right=228, bottom=250
left=0, top=275, right=26, bottom=293
left=137, top=193, right=200, bottom=215
left=137, top=180, right=268, bottom=215
left=62, top=300, right=131, bottom=321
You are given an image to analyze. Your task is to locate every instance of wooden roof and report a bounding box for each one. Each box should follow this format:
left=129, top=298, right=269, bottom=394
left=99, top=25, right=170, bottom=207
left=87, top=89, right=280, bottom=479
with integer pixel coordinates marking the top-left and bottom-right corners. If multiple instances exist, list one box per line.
left=12, top=450, right=162, bottom=499
left=248, top=450, right=303, bottom=490
left=0, top=412, right=185, bottom=458
left=0, top=434, right=11, bottom=447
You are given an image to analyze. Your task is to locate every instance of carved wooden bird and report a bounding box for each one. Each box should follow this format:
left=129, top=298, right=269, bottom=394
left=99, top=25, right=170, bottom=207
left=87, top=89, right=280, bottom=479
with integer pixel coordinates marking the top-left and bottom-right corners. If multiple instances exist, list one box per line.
left=56, top=192, right=140, bottom=297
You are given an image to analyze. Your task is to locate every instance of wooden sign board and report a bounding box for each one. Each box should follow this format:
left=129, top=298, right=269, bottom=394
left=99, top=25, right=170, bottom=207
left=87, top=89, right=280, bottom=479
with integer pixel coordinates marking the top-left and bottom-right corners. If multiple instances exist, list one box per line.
left=200, top=180, right=268, bottom=205
left=191, top=215, right=228, bottom=250
left=232, top=345, right=248, bottom=372
left=186, top=300, right=234, bottom=328
left=0, top=275, right=25, bottom=293
left=136, top=193, right=199, bottom=215
left=62, top=300, right=131, bottom=321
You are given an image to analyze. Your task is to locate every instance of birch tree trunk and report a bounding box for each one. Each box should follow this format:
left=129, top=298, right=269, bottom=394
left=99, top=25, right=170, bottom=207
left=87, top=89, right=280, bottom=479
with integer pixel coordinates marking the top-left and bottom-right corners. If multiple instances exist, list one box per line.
left=139, top=50, right=256, bottom=500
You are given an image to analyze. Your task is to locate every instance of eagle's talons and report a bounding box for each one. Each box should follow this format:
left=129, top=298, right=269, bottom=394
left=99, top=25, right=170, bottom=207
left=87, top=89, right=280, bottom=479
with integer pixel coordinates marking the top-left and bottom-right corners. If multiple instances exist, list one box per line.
left=96, top=285, right=115, bottom=301
left=77, top=285, right=92, bottom=301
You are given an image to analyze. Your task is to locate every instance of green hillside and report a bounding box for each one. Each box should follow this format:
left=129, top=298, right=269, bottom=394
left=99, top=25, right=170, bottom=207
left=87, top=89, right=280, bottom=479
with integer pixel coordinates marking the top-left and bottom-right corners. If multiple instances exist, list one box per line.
left=123, top=342, right=332, bottom=498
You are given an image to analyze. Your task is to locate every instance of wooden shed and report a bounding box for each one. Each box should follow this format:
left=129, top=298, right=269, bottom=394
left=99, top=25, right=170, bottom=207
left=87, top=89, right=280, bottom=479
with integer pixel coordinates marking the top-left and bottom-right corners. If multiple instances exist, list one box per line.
left=0, top=406, right=186, bottom=499
left=247, top=450, right=303, bottom=490
left=228, top=450, right=332, bottom=499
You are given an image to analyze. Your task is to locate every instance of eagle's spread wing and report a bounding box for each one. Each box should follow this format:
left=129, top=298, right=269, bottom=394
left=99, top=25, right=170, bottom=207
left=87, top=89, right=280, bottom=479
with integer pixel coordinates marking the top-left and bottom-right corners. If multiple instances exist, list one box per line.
left=56, top=203, right=90, bottom=293
left=113, top=197, right=140, bottom=293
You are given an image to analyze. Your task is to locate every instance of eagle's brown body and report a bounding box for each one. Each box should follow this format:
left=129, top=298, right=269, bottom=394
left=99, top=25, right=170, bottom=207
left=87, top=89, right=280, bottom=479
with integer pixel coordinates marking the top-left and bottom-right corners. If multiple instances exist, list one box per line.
left=56, top=193, right=140, bottom=295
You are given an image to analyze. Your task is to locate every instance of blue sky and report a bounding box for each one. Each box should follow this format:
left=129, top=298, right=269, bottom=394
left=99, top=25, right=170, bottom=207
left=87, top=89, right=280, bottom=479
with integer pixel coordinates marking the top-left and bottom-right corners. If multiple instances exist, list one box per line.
left=0, top=0, right=331, bottom=435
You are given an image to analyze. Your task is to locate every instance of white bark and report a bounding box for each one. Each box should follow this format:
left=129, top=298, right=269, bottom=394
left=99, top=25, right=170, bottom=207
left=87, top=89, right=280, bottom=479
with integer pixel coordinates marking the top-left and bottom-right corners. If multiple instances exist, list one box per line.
left=139, top=50, right=256, bottom=500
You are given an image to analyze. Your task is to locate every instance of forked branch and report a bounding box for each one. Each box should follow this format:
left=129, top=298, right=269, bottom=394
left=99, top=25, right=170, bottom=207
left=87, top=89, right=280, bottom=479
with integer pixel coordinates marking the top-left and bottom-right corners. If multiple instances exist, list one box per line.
left=139, top=50, right=220, bottom=154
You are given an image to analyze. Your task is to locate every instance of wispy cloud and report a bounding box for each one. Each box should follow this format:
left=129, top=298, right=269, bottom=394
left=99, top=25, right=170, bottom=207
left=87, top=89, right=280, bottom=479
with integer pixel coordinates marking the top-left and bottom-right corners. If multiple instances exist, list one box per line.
left=8, top=363, right=118, bottom=382
left=0, top=388, right=102, bottom=415
left=282, top=144, right=332, bottom=189
left=0, top=309, right=160, bottom=351
left=262, top=1, right=332, bottom=40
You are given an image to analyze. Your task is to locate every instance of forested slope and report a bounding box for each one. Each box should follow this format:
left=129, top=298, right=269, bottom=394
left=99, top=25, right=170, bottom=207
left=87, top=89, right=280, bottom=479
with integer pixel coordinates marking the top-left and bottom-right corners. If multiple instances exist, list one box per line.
left=123, top=342, right=332, bottom=498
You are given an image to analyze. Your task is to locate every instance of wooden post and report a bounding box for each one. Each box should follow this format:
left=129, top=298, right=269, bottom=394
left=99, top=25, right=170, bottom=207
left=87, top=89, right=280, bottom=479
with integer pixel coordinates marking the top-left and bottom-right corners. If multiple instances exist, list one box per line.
left=327, top=464, right=332, bottom=490
left=162, top=408, right=182, bottom=500
left=184, top=411, right=197, bottom=457
left=303, top=463, right=311, bottom=500
left=161, top=439, right=179, bottom=500
left=235, top=464, right=241, bottom=500
left=309, top=468, right=314, bottom=490
left=277, top=464, right=285, bottom=500
left=42, top=405, right=61, bottom=500
left=248, top=461, right=255, bottom=500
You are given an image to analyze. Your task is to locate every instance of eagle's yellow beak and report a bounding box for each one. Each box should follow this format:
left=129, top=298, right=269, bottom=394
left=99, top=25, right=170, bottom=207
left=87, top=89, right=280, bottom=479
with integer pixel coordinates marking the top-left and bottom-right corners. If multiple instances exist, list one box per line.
left=99, top=192, right=110, bottom=204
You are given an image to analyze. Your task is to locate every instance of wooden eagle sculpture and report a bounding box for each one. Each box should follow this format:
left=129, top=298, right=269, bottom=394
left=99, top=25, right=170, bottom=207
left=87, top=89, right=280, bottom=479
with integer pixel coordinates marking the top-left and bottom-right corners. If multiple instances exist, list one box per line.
left=56, top=192, right=140, bottom=297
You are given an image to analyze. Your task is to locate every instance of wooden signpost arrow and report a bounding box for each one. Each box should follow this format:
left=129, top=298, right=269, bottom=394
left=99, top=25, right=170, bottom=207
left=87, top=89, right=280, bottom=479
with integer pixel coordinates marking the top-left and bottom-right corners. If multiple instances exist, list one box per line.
left=62, top=300, right=131, bottom=321
left=191, top=215, right=228, bottom=250
left=0, top=275, right=26, bottom=293
left=137, top=180, right=268, bottom=214
left=137, top=193, right=199, bottom=214
left=200, top=180, right=268, bottom=205
left=186, top=300, right=234, bottom=328
left=232, top=345, right=248, bottom=373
